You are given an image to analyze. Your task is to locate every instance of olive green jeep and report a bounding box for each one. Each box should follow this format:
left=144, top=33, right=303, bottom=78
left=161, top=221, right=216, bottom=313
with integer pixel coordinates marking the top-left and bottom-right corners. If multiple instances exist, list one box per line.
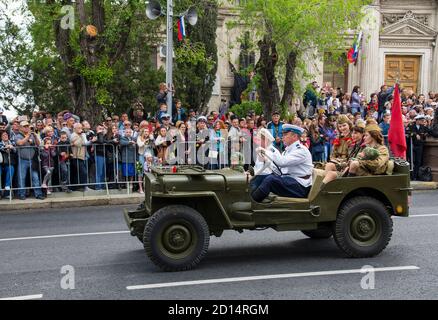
left=124, top=159, right=411, bottom=272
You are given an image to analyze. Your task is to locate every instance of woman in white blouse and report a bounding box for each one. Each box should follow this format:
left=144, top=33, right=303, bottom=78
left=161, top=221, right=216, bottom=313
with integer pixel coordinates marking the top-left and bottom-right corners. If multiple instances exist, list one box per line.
left=136, top=128, right=154, bottom=194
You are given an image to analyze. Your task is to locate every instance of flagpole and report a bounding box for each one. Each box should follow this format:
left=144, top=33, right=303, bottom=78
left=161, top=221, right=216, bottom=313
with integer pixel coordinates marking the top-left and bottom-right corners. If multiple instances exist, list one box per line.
left=166, top=0, right=174, bottom=118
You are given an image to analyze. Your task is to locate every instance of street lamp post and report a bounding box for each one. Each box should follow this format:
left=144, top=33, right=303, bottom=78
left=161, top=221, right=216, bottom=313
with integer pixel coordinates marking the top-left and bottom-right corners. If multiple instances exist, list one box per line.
left=146, top=0, right=197, bottom=119
left=165, top=0, right=174, bottom=114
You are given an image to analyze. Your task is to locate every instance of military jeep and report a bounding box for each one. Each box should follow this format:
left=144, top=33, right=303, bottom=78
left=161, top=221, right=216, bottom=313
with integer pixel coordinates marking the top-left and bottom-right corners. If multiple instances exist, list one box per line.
left=124, top=160, right=411, bottom=272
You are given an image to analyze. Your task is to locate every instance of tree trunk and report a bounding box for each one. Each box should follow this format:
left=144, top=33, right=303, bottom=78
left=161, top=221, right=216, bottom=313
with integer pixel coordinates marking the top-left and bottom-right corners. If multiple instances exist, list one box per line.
left=255, top=31, right=280, bottom=121
left=281, top=50, right=298, bottom=110
left=51, top=0, right=133, bottom=125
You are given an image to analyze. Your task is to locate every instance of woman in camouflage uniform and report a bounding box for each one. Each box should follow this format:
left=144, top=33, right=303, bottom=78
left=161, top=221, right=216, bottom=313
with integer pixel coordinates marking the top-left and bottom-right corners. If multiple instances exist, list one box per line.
left=345, top=122, right=389, bottom=176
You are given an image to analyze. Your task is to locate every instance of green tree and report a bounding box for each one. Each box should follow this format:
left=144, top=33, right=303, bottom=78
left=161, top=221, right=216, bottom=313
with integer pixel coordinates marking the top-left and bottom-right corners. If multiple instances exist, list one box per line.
left=0, top=0, right=163, bottom=123
left=232, top=0, right=371, bottom=118
left=173, top=0, right=218, bottom=113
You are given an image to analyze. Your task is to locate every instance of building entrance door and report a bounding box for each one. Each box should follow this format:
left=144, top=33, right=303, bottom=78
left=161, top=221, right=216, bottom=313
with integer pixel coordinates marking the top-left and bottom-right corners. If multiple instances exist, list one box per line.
left=384, top=55, right=420, bottom=93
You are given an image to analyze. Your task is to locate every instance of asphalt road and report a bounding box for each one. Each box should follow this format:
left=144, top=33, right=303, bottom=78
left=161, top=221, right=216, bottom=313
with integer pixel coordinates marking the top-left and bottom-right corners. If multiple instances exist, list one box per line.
left=0, top=191, right=437, bottom=300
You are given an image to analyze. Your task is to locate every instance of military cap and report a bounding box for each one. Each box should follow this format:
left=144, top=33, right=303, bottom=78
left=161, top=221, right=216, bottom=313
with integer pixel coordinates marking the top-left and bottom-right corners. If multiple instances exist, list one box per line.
left=361, top=147, right=380, bottom=161
left=355, top=119, right=366, bottom=129
left=337, top=114, right=352, bottom=125
left=414, top=114, right=425, bottom=120
left=197, top=116, right=208, bottom=123
left=282, top=124, right=304, bottom=135
left=365, top=123, right=381, bottom=133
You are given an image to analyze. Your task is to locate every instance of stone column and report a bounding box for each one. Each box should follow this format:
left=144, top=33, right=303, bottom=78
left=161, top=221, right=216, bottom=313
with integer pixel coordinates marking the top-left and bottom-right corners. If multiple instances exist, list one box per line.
left=432, top=40, right=438, bottom=92
left=359, top=3, right=381, bottom=98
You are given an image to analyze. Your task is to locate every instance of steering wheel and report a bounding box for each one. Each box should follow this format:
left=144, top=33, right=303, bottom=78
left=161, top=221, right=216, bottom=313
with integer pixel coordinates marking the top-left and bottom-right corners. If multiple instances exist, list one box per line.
left=252, top=147, right=282, bottom=177
left=256, top=147, right=275, bottom=163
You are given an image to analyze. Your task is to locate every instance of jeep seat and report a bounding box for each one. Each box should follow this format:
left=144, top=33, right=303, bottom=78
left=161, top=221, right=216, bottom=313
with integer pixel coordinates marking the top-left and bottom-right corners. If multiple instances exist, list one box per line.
left=273, top=169, right=326, bottom=204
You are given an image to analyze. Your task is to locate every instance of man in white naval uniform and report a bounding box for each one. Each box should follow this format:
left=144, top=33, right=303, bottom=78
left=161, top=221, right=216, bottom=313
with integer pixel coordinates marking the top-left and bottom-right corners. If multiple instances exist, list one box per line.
left=251, top=124, right=313, bottom=202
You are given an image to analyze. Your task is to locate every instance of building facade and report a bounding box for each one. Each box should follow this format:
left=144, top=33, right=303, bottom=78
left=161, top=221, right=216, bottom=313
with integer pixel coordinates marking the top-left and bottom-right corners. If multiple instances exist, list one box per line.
left=156, top=1, right=438, bottom=111
left=347, top=0, right=438, bottom=99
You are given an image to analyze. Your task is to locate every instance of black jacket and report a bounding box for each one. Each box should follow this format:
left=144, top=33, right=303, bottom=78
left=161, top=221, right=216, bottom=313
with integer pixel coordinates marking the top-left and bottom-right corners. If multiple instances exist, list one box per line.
left=408, top=123, right=430, bottom=146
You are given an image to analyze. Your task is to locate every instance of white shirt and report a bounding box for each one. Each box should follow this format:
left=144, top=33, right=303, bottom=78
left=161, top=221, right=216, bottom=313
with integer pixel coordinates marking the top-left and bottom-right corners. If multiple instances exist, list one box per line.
left=265, top=141, right=314, bottom=188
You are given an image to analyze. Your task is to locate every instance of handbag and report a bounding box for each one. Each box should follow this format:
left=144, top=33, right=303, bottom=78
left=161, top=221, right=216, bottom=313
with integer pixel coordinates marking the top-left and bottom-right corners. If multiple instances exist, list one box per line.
left=418, top=166, right=433, bottom=182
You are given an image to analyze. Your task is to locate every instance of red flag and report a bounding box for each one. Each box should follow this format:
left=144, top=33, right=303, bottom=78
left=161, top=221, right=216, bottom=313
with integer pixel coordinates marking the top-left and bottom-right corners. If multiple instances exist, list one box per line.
left=178, top=20, right=184, bottom=41
left=388, top=84, right=407, bottom=158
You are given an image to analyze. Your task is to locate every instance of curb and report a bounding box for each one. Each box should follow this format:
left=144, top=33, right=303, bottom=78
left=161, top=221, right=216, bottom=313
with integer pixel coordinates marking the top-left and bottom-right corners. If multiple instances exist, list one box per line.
left=410, top=181, right=438, bottom=190
left=1, top=194, right=144, bottom=212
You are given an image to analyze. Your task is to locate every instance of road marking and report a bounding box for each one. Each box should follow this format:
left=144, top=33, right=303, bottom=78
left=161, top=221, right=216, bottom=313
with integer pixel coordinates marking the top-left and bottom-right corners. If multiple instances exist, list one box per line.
left=0, top=231, right=130, bottom=243
left=0, top=294, right=43, bottom=300
left=409, top=214, right=438, bottom=218
left=394, top=214, right=438, bottom=218
left=126, top=266, right=420, bottom=290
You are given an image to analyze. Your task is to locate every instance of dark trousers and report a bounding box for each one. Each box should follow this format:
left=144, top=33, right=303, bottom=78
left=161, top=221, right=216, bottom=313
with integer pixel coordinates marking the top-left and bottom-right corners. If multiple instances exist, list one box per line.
left=412, top=144, right=424, bottom=180
left=59, top=161, right=70, bottom=190
left=71, top=159, right=87, bottom=189
left=251, top=174, right=311, bottom=202
left=249, top=175, right=268, bottom=192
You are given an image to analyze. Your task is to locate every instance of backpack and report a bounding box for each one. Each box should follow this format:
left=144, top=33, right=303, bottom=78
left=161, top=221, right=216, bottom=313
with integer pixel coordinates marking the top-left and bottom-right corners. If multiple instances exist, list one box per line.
left=418, top=166, right=433, bottom=182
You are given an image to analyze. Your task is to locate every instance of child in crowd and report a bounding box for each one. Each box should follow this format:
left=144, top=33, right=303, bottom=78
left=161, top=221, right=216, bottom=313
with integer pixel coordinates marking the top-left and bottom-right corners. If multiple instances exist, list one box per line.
left=57, top=131, right=72, bottom=193
left=40, top=136, right=57, bottom=194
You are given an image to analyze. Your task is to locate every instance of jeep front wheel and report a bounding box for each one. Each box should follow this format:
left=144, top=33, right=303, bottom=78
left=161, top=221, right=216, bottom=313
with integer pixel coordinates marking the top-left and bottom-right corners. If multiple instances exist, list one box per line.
left=333, top=196, right=393, bottom=258
left=143, top=205, right=210, bottom=272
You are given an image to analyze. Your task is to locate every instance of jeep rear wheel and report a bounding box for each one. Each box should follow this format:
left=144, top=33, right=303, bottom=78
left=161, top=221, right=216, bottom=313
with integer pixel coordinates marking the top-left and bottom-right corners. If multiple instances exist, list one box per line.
left=302, top=226, right=333, bottom=239
left=143, top=205, right=210, bottom=272
left=334, top=196, right=393, bottom=258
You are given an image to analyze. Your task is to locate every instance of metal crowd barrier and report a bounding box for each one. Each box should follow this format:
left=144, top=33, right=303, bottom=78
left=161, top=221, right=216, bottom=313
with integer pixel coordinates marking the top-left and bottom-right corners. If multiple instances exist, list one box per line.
left=0, top=132, right=418, bottom=201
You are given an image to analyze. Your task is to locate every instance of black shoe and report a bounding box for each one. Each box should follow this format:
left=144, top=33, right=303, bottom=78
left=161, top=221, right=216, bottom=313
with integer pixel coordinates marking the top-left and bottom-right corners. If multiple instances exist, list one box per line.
left=19, top=196, right=26, bottom=201
left=65, top=189, right=73, bottom=194
left=35, top=195, right=45, bottom=200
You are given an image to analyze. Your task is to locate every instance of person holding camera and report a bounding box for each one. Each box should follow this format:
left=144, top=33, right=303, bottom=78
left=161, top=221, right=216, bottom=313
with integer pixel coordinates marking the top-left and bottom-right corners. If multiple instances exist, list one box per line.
left=120, top=128, right=137, bottom=191
left=15, top=121, right=44, bottom=200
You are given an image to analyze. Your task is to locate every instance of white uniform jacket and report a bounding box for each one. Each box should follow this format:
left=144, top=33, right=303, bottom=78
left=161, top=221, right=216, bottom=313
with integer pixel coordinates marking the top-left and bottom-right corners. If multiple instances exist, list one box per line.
left=264, top=141, right=314, bottom=188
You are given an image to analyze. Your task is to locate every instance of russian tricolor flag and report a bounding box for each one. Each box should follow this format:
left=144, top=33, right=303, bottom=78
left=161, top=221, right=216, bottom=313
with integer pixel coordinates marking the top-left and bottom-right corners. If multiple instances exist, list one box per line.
left=347, top=31, right=362, bottom=65
left=177, top=16, right=186, bottom=42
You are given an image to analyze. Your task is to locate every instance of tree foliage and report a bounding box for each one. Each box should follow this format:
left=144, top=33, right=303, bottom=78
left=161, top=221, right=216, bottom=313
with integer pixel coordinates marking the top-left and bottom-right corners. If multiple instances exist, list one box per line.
left=0, top=0, right=164, bottom=123
left=173, top=0, right=218, bottom=114
left=231, top=0, right=371, bottom=118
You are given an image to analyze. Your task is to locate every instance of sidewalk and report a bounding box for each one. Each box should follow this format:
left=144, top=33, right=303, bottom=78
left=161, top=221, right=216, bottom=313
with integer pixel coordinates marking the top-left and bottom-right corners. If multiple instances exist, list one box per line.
left=410, top=181, right=438, bottom=190
left=1, top=182, right=436, bottom=212
left=0, top=189, right=144, bottom=211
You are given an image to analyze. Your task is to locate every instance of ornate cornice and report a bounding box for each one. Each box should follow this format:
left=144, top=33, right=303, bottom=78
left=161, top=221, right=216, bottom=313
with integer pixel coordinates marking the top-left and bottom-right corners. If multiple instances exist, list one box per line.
left=382, top=10, right=430, bottom=27
left=380, top=11, right=438, bottom=42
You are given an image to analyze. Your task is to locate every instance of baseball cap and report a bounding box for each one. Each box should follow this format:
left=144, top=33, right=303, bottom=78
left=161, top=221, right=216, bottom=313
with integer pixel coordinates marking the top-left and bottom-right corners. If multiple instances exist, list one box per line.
left=20, top=120, right=30, bottom=127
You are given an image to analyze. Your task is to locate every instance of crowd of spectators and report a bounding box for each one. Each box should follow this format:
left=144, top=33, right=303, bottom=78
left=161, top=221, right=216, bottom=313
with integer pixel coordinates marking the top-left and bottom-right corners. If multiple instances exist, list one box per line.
left=1, top=81, right=438, bottom=200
